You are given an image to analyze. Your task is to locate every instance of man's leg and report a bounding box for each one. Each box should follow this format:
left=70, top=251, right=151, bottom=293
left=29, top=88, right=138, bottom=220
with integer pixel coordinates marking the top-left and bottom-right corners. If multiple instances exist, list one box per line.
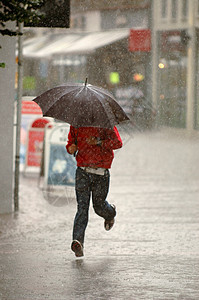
left=92, top=170, right=116, bottom=221
left=73, top=168, right=91, bottom=245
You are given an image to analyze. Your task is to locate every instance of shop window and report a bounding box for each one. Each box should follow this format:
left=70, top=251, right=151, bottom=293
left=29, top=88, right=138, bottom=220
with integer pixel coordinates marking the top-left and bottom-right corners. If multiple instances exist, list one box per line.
left=158, top=31, right=187, bottom=129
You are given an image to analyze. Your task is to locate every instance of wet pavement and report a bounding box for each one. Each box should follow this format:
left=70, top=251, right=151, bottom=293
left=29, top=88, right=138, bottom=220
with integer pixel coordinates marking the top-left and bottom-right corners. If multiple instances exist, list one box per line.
left=0, top=128, right=199, bottom=300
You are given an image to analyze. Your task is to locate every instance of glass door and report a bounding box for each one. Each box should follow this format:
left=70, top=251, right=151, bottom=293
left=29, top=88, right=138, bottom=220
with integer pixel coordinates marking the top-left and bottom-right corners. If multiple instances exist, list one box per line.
left=157, top=30, right=187, bottom=128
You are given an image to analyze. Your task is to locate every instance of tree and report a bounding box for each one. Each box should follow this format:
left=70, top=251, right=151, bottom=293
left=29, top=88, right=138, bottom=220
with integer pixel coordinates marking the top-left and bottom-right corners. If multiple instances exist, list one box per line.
left=0, top=0, right=44, bottom=67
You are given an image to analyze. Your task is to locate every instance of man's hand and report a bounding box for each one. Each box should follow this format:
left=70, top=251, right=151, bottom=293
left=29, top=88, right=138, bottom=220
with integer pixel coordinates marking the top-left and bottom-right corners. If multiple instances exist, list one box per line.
left=86, top=136, right=98, bottom=145
left=68, top=144, right=78, bottom=154
left=86, top=136, right=103, bottom=146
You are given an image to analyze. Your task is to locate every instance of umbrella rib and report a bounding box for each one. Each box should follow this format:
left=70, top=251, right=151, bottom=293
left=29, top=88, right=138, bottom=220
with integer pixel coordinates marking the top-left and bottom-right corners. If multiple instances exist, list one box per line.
left=36, top=85, right=84, bottom=115
left=73, top=86, right=85, bottom=98
left=89, top=86, right=122, bottom=121
left=89, top=85, right=115, bottom=100
left=45, top=86, right=85, bottom=115
left=92, top=88, right=128, bottom=125
left=90, top=89, right=115, bottom=128
left=45, top=86, right=89, bottom=124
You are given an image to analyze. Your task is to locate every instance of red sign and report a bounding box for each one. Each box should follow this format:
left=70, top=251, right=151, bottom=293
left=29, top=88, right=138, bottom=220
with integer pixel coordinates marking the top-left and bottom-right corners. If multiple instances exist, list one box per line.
left=32, top=118, right=50, bottom=128
left=129, top=29, right=151, bottom=52
left=27, top=130, right=44, bottom=167
left=26, top=118, right=50, bottom=167
left=22, top=101, right=42, bottom=115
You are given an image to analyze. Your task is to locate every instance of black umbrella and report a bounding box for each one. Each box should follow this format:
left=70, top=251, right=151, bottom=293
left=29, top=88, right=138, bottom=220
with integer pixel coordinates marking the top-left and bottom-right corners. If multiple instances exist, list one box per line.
left=33, top=79, right=129, bottom=129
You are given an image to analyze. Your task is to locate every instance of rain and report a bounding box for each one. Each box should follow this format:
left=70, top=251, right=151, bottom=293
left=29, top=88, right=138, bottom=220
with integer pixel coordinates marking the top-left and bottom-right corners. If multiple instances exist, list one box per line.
left=0, top=0, right=199, bottom=299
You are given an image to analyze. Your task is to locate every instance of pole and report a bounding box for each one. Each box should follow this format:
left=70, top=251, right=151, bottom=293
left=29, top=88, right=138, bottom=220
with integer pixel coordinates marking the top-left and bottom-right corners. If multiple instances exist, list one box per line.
left=151, top=0, right=159, bottom=124
left=14, top=22, right=24, bottom=211
left=186, top=0, right=196, bottom=134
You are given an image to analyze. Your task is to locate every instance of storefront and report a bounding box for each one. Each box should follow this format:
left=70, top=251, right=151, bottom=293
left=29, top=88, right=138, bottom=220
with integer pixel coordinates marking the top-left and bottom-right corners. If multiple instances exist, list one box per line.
left=22, top=28, right=154, bottom=130
left=157, top=30, right=187, bottom=128
left=22, top=29, right=130, bottom=95
left=152, top=0, right=199, bottom=132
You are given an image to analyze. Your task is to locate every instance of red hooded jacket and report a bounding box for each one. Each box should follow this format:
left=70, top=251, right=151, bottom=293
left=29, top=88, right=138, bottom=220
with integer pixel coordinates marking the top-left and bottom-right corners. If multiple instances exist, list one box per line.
left=66, top=126, right=122, bottom=169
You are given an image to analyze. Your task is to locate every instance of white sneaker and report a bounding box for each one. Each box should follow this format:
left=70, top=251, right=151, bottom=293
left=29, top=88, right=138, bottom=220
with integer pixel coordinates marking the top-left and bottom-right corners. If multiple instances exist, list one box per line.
left=71, top=240, right=84, bottom=257
left=104, top=205, right=116, bottom=231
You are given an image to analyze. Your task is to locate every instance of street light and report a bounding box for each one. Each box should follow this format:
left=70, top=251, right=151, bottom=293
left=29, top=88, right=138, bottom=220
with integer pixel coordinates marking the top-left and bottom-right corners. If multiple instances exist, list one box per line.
left=158, top=62, right=165, bottom=69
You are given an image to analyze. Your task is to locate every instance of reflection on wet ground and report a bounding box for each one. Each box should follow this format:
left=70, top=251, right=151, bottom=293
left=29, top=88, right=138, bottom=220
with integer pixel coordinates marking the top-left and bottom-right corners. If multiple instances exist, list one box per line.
left=0, top=130, right=199, bottom=299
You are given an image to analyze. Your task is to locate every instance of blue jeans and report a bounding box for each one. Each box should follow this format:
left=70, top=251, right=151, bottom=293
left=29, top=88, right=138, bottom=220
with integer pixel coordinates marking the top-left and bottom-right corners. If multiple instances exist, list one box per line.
left=73, top=167, right=116, bottom=244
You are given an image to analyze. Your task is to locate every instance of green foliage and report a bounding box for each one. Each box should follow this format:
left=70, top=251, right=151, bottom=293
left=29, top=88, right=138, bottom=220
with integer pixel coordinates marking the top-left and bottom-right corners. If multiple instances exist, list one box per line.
left=0, top=0, right=44, bottom=36
left=0, top=62, right=6, bottom=68
left=0, top=0, right=44, bottom=67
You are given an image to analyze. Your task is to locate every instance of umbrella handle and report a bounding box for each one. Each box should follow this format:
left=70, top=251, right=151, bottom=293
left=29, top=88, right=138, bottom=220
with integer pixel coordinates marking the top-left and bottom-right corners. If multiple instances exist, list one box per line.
left=73, top=128, right=79, bottom=157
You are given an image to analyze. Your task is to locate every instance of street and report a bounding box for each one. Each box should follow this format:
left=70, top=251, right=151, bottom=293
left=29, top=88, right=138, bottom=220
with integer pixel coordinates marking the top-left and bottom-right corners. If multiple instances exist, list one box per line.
left=0, top=128, right=199, bottom=300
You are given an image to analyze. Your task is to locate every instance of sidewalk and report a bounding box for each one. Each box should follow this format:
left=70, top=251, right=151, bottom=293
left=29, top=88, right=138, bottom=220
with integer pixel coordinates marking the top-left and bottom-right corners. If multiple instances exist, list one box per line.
left=0, top=129, right=199, bottom=300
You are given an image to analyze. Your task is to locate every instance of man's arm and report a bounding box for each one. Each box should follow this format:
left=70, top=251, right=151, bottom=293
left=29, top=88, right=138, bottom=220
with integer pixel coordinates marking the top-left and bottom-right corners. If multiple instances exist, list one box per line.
left=86, top=127, right=122, bottom=149
left=66, top=126, right=78, bottom=154
left=102, top=127, right=123, bottom=150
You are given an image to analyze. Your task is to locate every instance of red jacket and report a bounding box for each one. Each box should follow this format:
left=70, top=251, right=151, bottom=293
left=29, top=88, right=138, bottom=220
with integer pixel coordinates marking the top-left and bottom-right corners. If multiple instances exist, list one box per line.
left=66, top=126, right=122, bottom=169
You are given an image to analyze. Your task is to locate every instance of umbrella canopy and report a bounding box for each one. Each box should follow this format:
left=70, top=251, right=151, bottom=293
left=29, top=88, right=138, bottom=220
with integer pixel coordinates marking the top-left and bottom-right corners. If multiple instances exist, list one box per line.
left=33, top=81, right=129, bottom=129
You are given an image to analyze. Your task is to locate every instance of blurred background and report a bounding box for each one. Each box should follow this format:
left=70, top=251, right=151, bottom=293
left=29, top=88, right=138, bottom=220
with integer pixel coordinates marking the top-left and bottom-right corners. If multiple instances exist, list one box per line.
left=19, top=0, right=198, bottom=131
left=1, top=0, right=199, bottom=213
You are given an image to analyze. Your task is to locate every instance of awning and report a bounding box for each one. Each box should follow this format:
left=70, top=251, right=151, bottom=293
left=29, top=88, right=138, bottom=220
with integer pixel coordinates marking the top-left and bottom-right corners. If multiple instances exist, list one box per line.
left=31, top=34, right=81, bottom=58
left=23, top=36, right=50, bottom=57
left=23, top=29, right=129, bottom=58
left=54, top=29, right=129, bottom=55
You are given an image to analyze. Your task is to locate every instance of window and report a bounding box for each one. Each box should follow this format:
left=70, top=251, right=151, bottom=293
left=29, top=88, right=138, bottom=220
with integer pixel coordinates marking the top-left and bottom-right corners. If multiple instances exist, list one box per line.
left=182, top=0, right=188, bottom=19
left=171, top=0, right=177, bottom=19
left=81, top=16, right=86, bottom=30
left=197, top=0, right=199, bottom=17
left=72, top=18, right=78, bottom=29
left=161, top=0, right=168, bottom=19
left=115, top=14, right=127, bottom=28
left=181, top=0, right=188, bottom=19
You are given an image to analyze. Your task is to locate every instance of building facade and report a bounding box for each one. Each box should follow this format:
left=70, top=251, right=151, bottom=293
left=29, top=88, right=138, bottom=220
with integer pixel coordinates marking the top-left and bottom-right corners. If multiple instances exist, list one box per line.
left=23, top=0, right=152, bottom=123
left=70, top=0, right=150, bottom=31
left=23, top=0, right=199, bottom=132
left=152, top=0, right=199, bottom=132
